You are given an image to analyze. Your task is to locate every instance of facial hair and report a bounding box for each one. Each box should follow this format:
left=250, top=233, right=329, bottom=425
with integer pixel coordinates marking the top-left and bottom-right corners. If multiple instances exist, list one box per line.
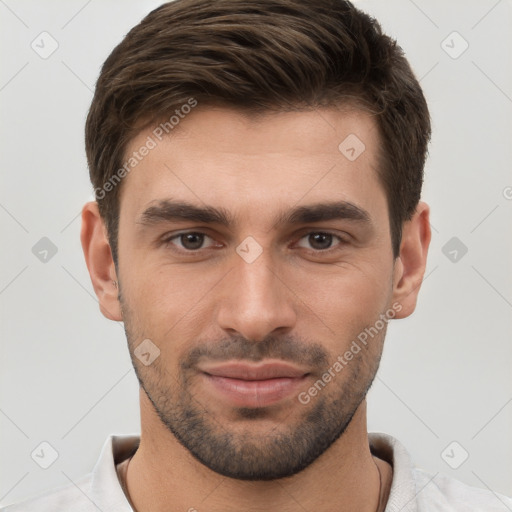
left=120, top=284, right=386, bottom=481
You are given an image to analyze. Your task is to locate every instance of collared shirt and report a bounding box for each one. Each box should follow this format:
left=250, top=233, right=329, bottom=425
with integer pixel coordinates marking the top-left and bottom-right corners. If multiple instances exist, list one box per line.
left=2, top=432, right=511, bottom=511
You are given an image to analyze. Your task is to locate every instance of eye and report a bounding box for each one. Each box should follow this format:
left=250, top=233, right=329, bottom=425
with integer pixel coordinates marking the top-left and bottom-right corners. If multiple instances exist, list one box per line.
left=163, top=232, right=218, bottom=251
left=296, top=232, right=346, bottom=251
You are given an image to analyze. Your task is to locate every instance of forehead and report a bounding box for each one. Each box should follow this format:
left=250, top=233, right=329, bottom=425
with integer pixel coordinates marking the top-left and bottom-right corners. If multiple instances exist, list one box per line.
left=119, top=106, right=385, bottom=226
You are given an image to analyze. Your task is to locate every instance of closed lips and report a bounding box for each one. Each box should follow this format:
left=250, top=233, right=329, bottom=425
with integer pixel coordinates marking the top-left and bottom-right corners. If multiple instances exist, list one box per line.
left=199, top=362, right=309, bottom=380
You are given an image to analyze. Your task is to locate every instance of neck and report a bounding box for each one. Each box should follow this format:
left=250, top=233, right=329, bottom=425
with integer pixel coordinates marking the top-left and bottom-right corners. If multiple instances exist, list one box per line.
left=125, top=390, right=390, bottom=512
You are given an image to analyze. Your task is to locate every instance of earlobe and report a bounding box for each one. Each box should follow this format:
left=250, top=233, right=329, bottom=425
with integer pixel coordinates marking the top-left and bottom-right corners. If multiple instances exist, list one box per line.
left=80, top=201, right=123, bottom=321
left=391, top=201, right=431, bottom=319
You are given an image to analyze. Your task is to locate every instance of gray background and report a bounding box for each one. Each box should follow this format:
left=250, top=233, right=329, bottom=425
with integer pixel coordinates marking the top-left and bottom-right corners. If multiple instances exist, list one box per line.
left=1, top=0, right=511, bottom=507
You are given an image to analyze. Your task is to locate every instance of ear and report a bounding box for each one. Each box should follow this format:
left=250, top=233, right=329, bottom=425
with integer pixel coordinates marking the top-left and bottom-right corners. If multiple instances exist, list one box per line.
left=80, top=201, right=122, bottom=321
left=391, top=201, right=431, bottom=319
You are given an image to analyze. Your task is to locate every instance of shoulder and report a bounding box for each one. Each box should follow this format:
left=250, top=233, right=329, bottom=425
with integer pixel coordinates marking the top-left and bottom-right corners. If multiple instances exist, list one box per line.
left=413, top=468, right=512, bottom=511
left=0, top=474, right=94, bottom=512
left=368, top=432, right=512, bottom=511
left=0, top=434, right=138, bottom=512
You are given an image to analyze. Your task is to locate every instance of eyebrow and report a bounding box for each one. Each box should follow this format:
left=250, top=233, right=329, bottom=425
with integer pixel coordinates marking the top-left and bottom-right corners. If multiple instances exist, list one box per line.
left=136, top=199, right=371, bottom=229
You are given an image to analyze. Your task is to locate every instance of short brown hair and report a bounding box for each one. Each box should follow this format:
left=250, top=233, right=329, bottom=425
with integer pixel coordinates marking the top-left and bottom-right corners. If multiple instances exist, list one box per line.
left=85, top=0, right=431, bottom=265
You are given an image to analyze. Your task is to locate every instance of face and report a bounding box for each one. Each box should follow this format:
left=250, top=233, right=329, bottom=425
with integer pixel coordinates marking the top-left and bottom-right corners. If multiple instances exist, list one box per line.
left=116, top=106, right=400, bottom=480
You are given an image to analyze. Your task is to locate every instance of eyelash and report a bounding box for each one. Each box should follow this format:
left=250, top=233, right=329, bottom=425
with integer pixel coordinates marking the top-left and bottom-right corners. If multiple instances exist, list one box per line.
left=161, top=230, right=349, bottom=255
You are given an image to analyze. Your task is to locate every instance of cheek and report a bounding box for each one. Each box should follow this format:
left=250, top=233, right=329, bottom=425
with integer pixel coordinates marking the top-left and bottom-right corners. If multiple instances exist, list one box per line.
left=286, top=260, right=393, bottom=343
left=126, top=265, right=220, bottom=347
left=129, top=261, right=195, bottom=309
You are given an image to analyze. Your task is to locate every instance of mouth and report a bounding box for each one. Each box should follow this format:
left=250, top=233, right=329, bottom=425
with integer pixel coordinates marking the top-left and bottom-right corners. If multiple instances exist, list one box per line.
left=198, top=360, right=311, bottom=408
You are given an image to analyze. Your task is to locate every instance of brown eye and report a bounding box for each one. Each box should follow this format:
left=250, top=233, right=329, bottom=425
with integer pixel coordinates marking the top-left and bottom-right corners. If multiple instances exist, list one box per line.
left=297, top=232, right=344, bottom=251
left=163, top=231, right=217, bottom=251
left=179, top=232, right=205, bottom=250
left=308, top=233, right=333, bottom=250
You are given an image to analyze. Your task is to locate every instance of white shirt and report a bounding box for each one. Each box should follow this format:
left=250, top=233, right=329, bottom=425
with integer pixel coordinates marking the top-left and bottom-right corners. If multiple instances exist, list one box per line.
left=2, top=432, right=511, bottom=511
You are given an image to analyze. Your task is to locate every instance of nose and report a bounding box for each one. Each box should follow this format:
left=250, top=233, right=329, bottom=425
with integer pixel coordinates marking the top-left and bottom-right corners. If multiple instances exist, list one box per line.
left=216, top=248, right=297, bottom=342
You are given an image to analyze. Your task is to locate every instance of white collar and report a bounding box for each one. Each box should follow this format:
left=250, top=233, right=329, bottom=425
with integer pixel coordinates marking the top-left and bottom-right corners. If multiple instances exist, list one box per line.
left=89, top=432, right=418, bottom=511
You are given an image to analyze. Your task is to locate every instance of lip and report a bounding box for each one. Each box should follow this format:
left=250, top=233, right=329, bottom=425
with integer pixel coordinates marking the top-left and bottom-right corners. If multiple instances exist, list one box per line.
left=199, top=361, right=310, bottom=408
left=199, top=361, right=309, bottom=380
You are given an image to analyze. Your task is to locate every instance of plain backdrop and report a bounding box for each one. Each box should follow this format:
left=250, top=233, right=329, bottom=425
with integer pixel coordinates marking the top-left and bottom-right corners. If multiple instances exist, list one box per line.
left=1, top=0, right=511, bottom=507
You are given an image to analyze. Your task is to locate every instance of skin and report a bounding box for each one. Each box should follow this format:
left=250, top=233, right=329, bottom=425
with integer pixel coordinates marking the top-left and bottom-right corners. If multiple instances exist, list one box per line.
left=81, top=106, right=430, bottom=512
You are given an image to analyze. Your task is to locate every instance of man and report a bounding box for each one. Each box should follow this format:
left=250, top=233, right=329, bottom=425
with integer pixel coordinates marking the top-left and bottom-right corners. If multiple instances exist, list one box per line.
left=3, top=0, right=511, bottom=510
